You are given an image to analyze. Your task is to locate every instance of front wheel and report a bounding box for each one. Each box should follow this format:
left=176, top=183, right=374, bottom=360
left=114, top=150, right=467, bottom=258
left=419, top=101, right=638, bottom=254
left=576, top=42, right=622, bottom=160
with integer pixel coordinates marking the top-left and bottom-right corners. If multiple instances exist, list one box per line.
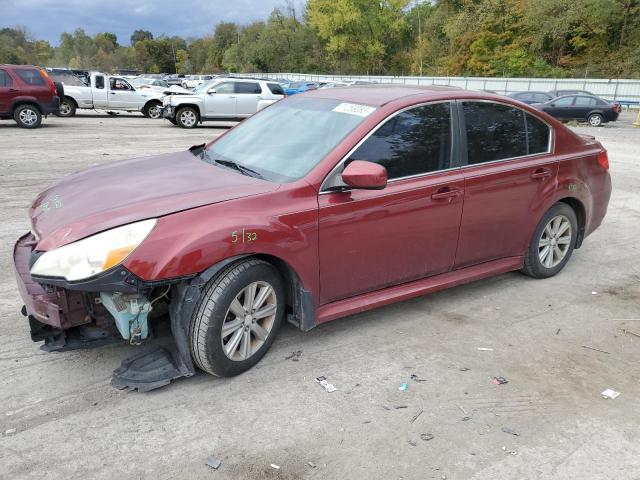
left=521, top=203, right=578, bottom=278
left=176, top=106, right=199, bottom=128
left=189, top=259, right=285, bottom=377
left=588, top=113, right=603, bottom=127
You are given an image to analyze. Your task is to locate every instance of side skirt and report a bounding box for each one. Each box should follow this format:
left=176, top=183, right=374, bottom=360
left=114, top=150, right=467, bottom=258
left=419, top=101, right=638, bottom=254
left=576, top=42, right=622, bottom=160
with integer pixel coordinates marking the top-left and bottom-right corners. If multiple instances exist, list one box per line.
left=316, top=256, right=524, bottom=324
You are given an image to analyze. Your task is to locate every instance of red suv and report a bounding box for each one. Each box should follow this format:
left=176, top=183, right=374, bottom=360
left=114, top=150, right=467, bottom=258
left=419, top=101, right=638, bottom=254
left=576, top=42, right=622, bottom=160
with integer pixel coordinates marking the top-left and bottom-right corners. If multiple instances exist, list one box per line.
left=13, top=86, right=611, bottom=391
left=0, top=64, right=60, bottom=128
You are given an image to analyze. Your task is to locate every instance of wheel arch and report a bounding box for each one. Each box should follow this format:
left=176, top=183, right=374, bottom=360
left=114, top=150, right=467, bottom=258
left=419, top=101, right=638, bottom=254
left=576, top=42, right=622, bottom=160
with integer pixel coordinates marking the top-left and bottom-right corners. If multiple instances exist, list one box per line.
left=62, top=95, right=78, bottom=108
left=193, top=253, right=316, bottom=331
left=11, top=99, right=42, bottom=114
left=143, top=98, right=161, bottom=110
left=175, top=103, right=202, bottom=117
left=556, top=197, right=586, bottom=248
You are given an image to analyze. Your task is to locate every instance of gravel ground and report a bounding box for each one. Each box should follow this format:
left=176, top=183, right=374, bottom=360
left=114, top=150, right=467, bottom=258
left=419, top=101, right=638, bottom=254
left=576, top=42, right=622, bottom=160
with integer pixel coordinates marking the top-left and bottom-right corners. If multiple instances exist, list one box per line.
left=0, top=110, right=639, bottom=480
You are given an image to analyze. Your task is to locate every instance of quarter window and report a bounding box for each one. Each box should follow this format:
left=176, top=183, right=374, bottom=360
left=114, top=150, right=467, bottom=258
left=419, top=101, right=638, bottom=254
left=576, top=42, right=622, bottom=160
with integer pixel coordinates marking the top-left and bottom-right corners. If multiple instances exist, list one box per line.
left=236, top=82, right=262, bottom=94
left=463, top=102, right=527, bottom=164
left=574, top=96, right=597, bottom=107
left=16, top=68, right=45, bottom=85
left=349, top=102, right=452, bottom=179
left=267, top=83, right=284, bottom=95
left=525, top=113, right=551, bottom=155
left=0, top=69, right=11, bottom=87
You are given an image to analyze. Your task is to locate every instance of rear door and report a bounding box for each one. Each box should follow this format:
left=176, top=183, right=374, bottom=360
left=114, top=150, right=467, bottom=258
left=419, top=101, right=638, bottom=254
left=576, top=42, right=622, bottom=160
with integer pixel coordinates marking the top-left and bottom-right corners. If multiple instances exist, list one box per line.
left=573, top=95, right=597, bottom=121
left=92, top=74, right=107, bottom=107
left=0, top=68, right=15, bottom=113
left=235, top=81, right=263, bottom=116
left=203, top=81, right=237, bottom=118
left=454, top=101, right=557, bottom=268
left=318, top=101, right=465, bottom=304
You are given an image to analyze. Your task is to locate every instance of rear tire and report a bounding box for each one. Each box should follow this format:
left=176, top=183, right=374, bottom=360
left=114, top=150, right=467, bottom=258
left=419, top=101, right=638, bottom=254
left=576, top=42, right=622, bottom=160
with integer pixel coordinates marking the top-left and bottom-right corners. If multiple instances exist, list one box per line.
left=588, top=113, right=603, bottom=127
left=189, top=259, right=285, bottom=377
left=56, top=97, right=76, bottom=117
left=14, top=104, right=42, bottom=128
left=143, top=100, right=162, bottom=119
left=521, top=203, right=578, bottom=278
left=176, top=106, right=199, bottom=128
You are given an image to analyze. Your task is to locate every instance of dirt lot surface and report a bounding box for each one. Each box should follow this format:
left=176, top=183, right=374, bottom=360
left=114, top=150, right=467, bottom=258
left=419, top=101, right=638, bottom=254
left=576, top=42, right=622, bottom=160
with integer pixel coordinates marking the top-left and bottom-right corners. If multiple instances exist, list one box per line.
left=1, top=111, right=639, bottom=479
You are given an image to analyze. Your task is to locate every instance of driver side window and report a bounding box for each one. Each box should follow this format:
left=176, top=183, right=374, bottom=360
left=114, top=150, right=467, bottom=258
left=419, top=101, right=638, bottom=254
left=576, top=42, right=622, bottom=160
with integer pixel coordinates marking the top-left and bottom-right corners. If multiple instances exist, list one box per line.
left=212, top=83, right=235, bottom=94
left=348, top=102, right=452, bottom=180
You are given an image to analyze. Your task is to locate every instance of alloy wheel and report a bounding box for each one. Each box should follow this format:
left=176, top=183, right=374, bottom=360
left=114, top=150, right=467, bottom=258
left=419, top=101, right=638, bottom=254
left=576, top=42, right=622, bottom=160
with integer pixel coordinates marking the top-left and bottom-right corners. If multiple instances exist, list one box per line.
left=589, top=114, right=602, bottom=127
left=221, top=281, right=277, bottom=361
left=148, top=105, right=162, bottom=119
left=179, top=110, right=196, bottom=127
left=538, top=214, right=572, bottom=268
left=59, top=102, right=72, bottom=116
left=19, top=108, right=38, bottom=126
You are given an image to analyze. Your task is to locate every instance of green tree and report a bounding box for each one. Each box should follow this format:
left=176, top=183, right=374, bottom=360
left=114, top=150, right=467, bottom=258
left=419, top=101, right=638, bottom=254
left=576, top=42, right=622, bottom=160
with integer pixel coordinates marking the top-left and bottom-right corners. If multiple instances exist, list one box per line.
left=130, top=29, right=153, bottom=44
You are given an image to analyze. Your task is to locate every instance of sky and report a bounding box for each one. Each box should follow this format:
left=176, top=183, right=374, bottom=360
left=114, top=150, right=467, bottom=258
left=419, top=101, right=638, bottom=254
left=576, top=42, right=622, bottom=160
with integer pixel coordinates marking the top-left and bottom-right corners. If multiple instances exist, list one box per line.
left=1, top=0, right=303, bottom=45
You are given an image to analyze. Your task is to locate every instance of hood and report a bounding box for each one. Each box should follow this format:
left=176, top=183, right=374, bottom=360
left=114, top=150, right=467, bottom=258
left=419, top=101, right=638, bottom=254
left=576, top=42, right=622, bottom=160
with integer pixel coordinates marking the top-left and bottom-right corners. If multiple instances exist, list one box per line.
left=31, top=150, right=279, bottom=251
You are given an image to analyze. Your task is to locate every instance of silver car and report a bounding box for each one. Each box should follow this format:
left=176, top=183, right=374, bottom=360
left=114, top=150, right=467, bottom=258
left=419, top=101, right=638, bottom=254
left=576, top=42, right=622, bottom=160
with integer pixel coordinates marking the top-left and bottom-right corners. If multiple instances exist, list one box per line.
left=162, top=78, right=286, bottom=128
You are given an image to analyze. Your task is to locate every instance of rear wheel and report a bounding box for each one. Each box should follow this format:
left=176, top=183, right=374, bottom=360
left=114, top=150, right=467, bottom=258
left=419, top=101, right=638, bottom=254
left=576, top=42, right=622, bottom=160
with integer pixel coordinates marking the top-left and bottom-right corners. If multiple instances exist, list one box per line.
left=588, top=113, right=603, bottom=127
left=521, top=203, right=578, bottom=278
left=189, top=259, right=285, bottom=377
left=56, top=97, right=76, bottom=117
left=143, top=101, right=162, bottom=119
left=14, top=104, right=42, bottom=128
left=176, top=106, right=199, bottom=128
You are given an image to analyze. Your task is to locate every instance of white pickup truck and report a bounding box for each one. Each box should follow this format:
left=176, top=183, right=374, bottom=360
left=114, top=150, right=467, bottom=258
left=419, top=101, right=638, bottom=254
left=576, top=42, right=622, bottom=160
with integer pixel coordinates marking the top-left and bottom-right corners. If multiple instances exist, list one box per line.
left=57, top=72, right=165, bottom=118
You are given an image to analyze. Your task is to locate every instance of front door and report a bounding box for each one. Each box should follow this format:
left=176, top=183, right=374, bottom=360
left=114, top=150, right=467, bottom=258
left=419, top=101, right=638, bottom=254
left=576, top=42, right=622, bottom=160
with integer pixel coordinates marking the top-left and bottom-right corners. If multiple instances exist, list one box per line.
left=107, top=78, right=138, bottom=109
left=454, top=101, right=558, bottom=268
left=204, top=82, right=237, bottom=118
left=318, top=102, right=464, bottom=304
left=235, top=81, right=263, bottom=116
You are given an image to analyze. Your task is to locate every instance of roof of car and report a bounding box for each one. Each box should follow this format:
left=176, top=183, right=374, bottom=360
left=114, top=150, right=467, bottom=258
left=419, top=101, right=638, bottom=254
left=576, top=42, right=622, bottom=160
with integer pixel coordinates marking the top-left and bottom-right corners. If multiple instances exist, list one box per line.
left=305, top=84, right=473, bottom=106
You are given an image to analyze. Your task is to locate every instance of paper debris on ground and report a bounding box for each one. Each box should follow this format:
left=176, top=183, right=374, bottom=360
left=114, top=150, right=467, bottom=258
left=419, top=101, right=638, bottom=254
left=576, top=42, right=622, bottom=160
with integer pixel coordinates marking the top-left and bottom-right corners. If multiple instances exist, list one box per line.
left=601, top=388, right=620, bottom=399
left=491, top=376, right=508, bottom=385
left=206, top=457, right=222, bottom=470
left=477, top=347, right=494, bottom=351
left=315, top=376, right=337, bottom=393
left=270, top=464, right=280, bottom=469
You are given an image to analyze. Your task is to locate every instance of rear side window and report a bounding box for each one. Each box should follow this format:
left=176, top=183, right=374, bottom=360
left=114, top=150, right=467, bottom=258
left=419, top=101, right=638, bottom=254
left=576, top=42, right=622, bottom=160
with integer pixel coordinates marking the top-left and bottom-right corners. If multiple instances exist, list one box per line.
left=525, top=113, right=551, bottom=155
left=236, top=82, right=262, bottom=94
left=0, top=69, right=12, bottom=87
left=95, top=76, right=105, bottom=89
left=267, top=83, right=284, bottom=95
left=554, top=97, right=574, bottom=106
left=15, top=68, right=46, bottom=86
left=350, top=102, right=452, bottom=179
left=463, top=102, right=527, bottom=164
left=574, top=96, right=597, bottom=107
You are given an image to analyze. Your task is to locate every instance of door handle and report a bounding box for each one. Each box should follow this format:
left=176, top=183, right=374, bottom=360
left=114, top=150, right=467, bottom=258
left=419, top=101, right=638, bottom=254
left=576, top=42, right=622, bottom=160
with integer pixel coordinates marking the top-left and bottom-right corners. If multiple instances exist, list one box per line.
left=531, top=168, right=552, bottom=179
left=110, top=92, right=116, bottom=95
left=9, top=88, right=18, bottom=92
left=431, top=187, right=461, bottom=200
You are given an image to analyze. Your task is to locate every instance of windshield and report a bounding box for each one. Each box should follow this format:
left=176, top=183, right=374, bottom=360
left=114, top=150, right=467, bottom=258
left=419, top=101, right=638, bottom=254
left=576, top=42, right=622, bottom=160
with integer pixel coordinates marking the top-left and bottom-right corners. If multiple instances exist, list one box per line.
left=203, top=97, right=373, bottom=182
left=194, top=80, right=215, bottom=93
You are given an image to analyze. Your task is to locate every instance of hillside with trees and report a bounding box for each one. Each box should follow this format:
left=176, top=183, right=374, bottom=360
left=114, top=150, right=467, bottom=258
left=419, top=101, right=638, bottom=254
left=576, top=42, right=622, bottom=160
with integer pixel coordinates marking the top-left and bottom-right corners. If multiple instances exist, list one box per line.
left=1, top=0, right=639, bottom=78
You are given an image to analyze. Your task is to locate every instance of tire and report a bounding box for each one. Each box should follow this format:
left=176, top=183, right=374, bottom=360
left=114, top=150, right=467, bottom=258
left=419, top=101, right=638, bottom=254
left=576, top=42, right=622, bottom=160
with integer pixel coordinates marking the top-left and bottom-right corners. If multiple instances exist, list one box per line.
left=14, top=104, right=42, bottom=128
left=56, top=97, right=76, bottom=117
left=143, top=101, right=162, bottom=119
left=190, top=259, right=285, bottom=377
left=521, top=202, right=578, bottom=278
left=168, top=117, right=177, bottom=125
left=176, top=106, right=199, bottom=128
left=588, top=113, right=603, bottom=127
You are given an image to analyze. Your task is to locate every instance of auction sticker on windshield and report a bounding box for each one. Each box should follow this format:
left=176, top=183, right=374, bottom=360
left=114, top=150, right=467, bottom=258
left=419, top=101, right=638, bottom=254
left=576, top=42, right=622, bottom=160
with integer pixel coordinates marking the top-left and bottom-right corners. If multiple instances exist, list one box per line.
left=332, top=103, right=376, bottom=117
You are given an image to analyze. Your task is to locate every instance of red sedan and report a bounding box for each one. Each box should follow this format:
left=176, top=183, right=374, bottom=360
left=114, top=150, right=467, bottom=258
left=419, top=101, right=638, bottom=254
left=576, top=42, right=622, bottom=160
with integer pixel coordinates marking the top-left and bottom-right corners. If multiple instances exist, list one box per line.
left=13, top=86, right=611, bottom=390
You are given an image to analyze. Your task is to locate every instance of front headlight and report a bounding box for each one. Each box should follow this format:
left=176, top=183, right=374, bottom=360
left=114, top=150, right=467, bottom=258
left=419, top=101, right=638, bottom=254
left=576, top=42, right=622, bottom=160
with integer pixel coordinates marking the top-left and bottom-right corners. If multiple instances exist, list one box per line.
left=30, top=219, right=157, bottom=281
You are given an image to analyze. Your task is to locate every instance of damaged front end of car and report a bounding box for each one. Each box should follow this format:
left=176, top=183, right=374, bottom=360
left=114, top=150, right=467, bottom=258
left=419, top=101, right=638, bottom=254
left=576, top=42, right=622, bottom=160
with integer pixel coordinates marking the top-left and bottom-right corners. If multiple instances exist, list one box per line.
left=13, top=229, right=200, bottom=392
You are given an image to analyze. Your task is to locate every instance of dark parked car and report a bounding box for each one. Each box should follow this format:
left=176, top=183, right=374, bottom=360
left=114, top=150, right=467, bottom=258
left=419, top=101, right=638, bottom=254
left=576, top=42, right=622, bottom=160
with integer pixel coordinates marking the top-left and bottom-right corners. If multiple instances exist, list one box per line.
left=0, top=64, right=60, bottom=128
left=508, top=91, right=555, bottom=105
left=533, top=94, right=621, bottom=126
left=14, top=86, right=611, bottom=391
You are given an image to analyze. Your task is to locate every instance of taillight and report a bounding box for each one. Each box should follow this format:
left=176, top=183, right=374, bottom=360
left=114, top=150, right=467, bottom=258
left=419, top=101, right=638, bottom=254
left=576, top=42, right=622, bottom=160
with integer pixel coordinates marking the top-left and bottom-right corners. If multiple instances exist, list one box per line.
left=39, top=69, right=56, bottom=96
left=613, top=103, right=621, bottom=113
left=597, top=150, right=609, bottom=170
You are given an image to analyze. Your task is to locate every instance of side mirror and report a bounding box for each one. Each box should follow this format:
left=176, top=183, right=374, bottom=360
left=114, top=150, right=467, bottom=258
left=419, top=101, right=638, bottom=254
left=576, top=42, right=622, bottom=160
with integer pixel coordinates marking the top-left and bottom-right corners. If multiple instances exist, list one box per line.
left=341, top=160, right=387, bottom=190
left=207, top=89, right=216, bottom=95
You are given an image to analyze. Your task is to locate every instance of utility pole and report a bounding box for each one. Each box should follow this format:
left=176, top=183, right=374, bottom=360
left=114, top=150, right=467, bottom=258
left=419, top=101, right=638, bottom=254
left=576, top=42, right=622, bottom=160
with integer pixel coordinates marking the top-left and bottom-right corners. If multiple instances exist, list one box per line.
left=415, top=0, right=423, bottom=77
